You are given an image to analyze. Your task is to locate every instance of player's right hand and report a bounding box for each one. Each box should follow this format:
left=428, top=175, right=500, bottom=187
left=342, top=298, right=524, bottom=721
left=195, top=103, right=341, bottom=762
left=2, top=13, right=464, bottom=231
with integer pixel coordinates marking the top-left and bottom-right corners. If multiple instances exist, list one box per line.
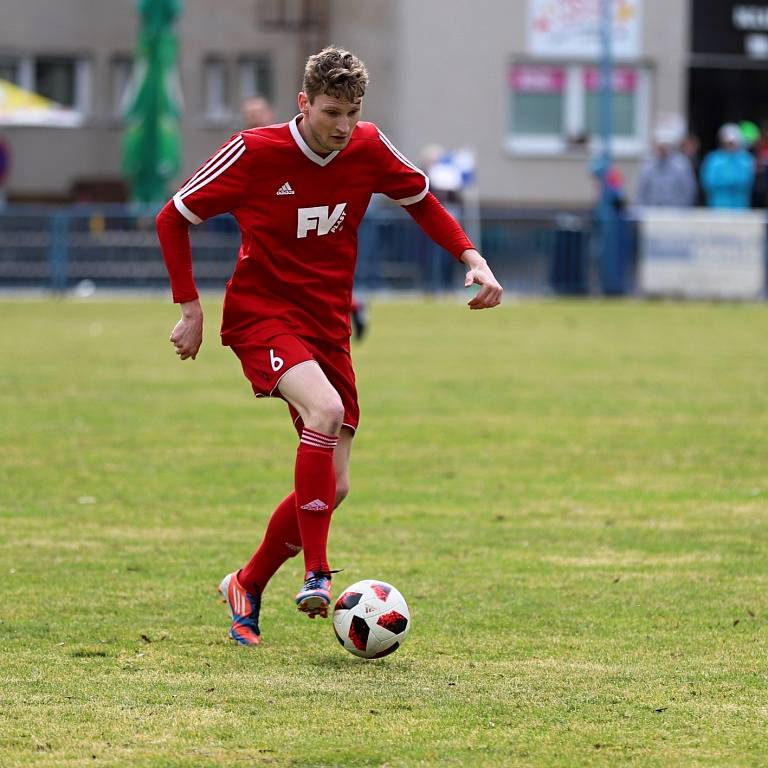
left=170, top=300, right=203, bottom=360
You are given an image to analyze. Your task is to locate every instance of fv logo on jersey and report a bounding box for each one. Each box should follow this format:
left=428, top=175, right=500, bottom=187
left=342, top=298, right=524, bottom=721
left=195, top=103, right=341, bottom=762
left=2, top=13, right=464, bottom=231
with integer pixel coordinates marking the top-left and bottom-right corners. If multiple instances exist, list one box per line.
left=297, top=204, right=347, bottom=238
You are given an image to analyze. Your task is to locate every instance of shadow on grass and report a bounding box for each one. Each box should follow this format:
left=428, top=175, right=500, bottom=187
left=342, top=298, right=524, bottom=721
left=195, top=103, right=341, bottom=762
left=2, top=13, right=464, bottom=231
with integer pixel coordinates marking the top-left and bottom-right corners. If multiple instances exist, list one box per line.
left=308, top=650, right=415, bottom=673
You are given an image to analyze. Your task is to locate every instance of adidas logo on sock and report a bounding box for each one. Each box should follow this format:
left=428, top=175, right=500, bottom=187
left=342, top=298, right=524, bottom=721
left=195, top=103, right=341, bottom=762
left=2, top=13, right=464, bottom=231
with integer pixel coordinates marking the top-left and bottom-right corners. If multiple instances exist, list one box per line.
left=300, top=499, right=329, bottom=511
left=276, top=182, right=295, bottom=195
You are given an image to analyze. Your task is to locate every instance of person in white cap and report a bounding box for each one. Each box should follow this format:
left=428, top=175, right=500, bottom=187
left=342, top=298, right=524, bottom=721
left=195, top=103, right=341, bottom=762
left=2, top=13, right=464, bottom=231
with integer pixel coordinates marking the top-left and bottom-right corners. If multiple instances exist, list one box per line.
left=700, top=123, right=755, bottom=209
left=636, top=124, right=697, bottom=208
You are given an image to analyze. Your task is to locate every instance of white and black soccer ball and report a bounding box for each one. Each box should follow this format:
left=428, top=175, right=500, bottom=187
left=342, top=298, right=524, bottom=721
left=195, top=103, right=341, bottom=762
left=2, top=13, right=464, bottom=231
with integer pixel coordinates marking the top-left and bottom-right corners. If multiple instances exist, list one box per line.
left=332, top=579, right=411, bottom=659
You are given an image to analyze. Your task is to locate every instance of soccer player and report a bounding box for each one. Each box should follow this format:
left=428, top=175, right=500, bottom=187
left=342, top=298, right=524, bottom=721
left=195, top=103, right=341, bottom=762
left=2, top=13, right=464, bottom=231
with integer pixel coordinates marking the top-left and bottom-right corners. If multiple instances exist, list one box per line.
left=156, top=46, right=502, bottom=646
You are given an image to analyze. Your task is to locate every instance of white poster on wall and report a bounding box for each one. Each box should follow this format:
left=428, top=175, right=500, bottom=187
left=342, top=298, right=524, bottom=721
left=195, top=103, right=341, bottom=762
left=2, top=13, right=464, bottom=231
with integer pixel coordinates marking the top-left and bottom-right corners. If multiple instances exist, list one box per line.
left=638, top=209, right=766, bottom=300
left=528, top=0, right=643, bottom=58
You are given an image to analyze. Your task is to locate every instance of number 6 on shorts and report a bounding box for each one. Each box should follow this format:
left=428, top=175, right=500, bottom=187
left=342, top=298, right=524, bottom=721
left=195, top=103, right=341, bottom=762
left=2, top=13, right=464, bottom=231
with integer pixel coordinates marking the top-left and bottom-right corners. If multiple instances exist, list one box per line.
left=270, top=349, right=284, bottom=372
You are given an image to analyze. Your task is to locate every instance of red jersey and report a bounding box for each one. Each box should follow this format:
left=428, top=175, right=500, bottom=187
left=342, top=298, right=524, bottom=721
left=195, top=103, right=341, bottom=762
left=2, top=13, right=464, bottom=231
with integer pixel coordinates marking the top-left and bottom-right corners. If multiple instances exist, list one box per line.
left=171, top=117, right=429, bottom=345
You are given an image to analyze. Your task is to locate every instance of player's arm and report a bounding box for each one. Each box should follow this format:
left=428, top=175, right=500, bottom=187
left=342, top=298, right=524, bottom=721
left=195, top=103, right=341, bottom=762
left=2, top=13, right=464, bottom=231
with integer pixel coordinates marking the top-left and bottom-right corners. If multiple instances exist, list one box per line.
left=404, top=193, right=502, bottom=309
left=156, top=133, right=250, bottom=359
left=156, top=203, right=203, bottom=359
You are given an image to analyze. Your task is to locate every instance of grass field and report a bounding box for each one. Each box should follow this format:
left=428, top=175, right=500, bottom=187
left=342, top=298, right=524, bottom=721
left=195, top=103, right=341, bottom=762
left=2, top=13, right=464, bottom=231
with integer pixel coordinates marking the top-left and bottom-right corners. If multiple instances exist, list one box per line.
left=1, top=297, right=767, bottom=767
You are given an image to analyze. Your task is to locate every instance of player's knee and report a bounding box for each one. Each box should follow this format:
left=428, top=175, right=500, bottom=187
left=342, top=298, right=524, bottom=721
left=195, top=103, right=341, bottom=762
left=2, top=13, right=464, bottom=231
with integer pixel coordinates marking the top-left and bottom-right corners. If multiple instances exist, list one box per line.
left=307, top=394, right=344, bottom=435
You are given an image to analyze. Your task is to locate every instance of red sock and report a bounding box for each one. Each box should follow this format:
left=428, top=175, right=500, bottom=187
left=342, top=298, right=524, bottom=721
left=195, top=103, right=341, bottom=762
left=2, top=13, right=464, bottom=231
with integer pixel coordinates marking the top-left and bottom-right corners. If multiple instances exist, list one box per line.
left=295, top=428, right=338, bottom=574
left=238, top=493, right=302, bottom=595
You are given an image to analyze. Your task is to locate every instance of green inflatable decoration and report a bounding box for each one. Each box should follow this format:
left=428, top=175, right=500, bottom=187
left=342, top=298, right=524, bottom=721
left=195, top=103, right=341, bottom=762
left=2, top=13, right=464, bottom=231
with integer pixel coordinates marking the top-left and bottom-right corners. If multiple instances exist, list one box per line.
left=122, top=0, right=183, bottom=204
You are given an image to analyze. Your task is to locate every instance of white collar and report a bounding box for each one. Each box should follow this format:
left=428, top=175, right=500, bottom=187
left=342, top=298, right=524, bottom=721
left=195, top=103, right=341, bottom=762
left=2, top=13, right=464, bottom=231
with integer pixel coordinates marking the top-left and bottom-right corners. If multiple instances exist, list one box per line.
left=289, top=115, right=340, bottom=167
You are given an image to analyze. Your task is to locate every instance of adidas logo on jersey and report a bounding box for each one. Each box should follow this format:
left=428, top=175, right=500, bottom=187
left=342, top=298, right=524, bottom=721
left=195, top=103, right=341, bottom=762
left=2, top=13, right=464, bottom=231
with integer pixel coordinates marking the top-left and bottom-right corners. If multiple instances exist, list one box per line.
left=300, top=499, right=329, bottom=511
left=276, top=182, right=295, bottom=195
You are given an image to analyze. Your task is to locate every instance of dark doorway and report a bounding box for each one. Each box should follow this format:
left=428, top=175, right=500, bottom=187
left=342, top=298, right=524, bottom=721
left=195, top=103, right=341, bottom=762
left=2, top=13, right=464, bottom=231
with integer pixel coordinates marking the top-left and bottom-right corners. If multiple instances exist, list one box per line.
left=688, top=66, right=768, bottom=155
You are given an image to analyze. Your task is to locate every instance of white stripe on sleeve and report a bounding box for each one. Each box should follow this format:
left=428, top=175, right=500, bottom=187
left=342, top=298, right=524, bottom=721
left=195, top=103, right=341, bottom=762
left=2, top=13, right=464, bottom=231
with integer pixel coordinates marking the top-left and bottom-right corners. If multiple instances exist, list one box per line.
left=377, top=130, right=430, bottom=206
left=173, top=194, right=203, bottom=224
left=177, top=135, right=245, bottom=197
left=179, top=140, right=246, bottom=201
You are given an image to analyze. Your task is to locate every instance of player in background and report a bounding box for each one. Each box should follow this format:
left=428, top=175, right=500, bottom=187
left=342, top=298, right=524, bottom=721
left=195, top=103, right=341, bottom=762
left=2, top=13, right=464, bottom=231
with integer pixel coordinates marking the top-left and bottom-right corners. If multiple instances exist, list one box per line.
left=156, top=46, right=502, bottom=646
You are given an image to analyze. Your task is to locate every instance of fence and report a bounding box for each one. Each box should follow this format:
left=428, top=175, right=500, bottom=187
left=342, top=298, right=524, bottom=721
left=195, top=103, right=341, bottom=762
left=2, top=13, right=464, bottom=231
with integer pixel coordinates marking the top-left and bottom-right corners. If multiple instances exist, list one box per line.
left=0, top=204, right=602, bottom=296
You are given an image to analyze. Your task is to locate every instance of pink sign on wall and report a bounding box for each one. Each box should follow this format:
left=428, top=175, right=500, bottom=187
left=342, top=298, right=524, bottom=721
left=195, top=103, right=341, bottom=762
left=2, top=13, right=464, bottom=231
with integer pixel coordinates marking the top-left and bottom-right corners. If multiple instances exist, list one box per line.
left=509, top=65, right=566, bottom=92
left=583, top=67, right=638, bottom=92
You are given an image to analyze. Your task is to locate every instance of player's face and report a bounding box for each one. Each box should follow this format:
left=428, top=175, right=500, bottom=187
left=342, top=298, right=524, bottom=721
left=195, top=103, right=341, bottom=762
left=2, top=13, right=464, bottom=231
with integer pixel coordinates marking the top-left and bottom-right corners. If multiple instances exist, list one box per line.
left=298, top=92, right=362, bottom=154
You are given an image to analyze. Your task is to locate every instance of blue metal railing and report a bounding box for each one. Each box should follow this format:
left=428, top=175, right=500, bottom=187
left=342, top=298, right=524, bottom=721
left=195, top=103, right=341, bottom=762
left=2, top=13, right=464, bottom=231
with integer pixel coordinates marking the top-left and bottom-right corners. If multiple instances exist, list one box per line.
left=0, top=203, right=600, bottom=295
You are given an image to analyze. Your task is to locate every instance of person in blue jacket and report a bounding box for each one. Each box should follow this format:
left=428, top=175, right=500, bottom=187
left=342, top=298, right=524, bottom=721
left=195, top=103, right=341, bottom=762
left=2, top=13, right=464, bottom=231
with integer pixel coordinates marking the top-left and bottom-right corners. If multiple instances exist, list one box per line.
left=701, top=123, right=755, bottom=209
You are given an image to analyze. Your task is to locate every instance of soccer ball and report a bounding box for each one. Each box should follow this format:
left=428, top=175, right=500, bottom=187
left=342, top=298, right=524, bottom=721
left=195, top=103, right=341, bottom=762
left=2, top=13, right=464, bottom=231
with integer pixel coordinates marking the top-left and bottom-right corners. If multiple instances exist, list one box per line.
left=332, top=579, right=411, bottom=659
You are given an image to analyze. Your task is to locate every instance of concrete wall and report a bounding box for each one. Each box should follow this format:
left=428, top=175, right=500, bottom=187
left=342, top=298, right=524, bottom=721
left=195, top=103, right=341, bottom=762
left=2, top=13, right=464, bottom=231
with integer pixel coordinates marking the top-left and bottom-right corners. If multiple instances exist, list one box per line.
left=386, top=0, right=690, bottom=206
left=0, top=0, right=311, bottom=198
left=1, top=0, right=690, bottom=206
left=1, top=0, right=137, bottom=197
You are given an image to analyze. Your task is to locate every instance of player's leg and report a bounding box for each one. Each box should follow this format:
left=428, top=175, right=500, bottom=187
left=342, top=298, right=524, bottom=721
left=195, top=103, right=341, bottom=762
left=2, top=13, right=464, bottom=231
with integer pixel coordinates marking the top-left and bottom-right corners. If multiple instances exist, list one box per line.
left=220, top=336, right=316, bottom=645
left=235, top=425, right=352, bottom=610
left=222, top=336, right=356, bottom=636
left=278, top=361, right=345, bottom=617
left=333, top=427, right=354, bottom=508
left=236, top=493, right=301, bottom=588
left=311, top=339, right=358, bottom=511
left=237, top=428, right=353, bottom=594
left=350, top=296, right=368, bottom=341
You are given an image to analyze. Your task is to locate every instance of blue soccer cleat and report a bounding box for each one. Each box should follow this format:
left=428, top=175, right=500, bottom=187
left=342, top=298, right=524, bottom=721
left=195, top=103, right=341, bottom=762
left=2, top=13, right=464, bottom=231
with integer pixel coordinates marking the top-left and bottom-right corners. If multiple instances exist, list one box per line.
left=218, top=571, right=262, bottom=646
left=295, top=570, right=334, bottom=619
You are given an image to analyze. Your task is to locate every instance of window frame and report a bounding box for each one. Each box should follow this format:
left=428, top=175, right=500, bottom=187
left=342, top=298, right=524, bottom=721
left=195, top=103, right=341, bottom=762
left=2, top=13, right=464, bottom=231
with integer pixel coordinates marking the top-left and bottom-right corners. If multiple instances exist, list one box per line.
left=203, top=56, right=232, bottom=124
left=110, top=55, right=134, bottom=118
left=237, top=54, right=273, bottom=104
left=0, top=53, right=91, bottom=116
left=505, top=60, right=650, bottom=158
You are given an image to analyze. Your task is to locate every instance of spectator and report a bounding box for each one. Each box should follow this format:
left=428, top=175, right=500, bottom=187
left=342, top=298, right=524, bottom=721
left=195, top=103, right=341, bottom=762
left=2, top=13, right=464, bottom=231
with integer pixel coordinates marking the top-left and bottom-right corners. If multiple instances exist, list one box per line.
left=241, top=96, right=275, bottom=129
left=590, top=158, right=627, bottom=213
left=700, top=123, right=755, bottom=209
left=747, top=121, right=768, bottom=208
left=636, top=126, right=697, bottom=207
left=681, top=133, right=704, bottom=206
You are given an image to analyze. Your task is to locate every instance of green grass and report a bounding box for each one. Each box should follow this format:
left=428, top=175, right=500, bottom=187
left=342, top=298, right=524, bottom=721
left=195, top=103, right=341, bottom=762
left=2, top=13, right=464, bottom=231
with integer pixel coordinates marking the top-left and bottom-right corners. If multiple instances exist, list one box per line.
left=1, top=297, right=767, bottom=767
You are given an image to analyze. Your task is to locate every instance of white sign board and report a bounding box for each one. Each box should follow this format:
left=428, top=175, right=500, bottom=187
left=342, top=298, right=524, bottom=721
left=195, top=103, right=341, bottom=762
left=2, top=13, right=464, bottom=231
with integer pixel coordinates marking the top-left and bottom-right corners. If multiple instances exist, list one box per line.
left=528, top=0, right=642, bottom=58
left=639, top=209, right=766, bottom=300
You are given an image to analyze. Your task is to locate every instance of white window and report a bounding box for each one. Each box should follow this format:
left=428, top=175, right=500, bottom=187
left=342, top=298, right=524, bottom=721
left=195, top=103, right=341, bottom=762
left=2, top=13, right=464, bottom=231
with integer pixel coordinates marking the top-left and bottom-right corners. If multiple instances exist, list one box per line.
left=110, top=56, right=133, bottom=117
left=204, top=57, right=231, bottom=121
left=507, top=64, right=567, bottom=153
left=506, top=62, right=649, bottom=157
left=0, top=56, right=19, bottom=84
left=0, top=54, right=91, bottom=115
left=35, top=57, right=75, bottom=106
left=238, top=56, right=273, bottom=102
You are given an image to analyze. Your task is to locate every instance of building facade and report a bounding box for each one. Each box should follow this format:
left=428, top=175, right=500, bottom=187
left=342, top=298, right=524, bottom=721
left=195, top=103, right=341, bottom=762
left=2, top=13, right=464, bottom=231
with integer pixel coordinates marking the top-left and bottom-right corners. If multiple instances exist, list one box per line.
left=1, top=1, right=752, bottom=207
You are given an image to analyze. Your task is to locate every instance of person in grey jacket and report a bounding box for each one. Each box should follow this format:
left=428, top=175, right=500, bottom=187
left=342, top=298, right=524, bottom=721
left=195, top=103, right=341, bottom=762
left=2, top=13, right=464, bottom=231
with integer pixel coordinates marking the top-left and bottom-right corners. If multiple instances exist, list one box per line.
left=636, top=127, right=698, bottom=208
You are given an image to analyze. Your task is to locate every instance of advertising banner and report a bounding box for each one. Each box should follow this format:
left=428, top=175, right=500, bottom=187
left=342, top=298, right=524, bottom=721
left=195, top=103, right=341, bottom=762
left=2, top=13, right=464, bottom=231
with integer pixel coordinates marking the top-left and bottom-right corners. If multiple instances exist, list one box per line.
left=692, top=0, right=768, bottom=58
left=638, top=209, right=766, bottom=300
left=528, top=0, right=642, bottom=58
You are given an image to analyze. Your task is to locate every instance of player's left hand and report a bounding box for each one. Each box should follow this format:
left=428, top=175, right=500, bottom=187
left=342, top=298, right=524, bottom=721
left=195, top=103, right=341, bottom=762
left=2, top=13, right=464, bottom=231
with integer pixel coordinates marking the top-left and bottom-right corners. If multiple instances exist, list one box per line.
left=462, top=251, right=503, bottom=309
left=170, top=299, right=204, bottom=360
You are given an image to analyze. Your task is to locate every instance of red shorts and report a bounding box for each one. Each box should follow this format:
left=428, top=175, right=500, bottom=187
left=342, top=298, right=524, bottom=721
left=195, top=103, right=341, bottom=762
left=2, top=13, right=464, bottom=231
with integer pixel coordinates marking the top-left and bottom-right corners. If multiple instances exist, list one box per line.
left=230, top=333, right=359, bottom=434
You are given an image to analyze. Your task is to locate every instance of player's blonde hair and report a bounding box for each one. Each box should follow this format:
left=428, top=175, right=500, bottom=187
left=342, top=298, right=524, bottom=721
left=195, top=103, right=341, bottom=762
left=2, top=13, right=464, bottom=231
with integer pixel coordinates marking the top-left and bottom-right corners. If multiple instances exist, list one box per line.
left=303, top=46, right=368, bottom=103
